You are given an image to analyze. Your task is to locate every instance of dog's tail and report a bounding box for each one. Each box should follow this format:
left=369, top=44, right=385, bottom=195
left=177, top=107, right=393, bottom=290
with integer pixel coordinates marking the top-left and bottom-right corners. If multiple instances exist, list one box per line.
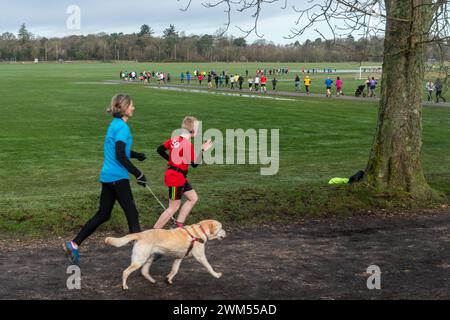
left=105, top=233, right=141, bottom=248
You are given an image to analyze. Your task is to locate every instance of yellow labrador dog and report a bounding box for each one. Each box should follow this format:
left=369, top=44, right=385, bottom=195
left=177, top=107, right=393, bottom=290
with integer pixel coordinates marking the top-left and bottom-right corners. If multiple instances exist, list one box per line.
left=105, top=219, right=226, bottom=290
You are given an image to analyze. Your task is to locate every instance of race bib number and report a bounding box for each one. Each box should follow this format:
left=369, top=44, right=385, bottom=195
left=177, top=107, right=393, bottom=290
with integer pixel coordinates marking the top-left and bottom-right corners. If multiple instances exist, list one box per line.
left=171, top=140, right=180, bottom=149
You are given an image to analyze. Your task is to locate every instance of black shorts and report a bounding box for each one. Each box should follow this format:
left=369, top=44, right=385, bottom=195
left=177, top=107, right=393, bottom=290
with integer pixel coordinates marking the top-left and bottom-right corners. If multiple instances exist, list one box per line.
left=168, top=181, right=193, bottom=200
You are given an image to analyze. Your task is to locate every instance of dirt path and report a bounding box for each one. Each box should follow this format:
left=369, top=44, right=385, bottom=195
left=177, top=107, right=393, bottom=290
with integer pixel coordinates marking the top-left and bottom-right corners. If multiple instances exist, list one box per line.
left=0, top=212, right=449, bottom=300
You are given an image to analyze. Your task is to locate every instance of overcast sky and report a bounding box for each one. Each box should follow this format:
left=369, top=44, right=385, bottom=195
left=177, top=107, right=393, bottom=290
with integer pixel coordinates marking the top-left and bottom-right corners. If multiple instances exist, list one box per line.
left=0, top=0, right=339, bottom=45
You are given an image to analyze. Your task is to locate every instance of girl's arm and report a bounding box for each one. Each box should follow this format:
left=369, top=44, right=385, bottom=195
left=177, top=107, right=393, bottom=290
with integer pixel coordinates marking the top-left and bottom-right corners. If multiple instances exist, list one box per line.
left=191, top=139, right=213, bottom=168
left=191, top=153, right=202, bottom=168
left=157, top=145, right=170, bottom=161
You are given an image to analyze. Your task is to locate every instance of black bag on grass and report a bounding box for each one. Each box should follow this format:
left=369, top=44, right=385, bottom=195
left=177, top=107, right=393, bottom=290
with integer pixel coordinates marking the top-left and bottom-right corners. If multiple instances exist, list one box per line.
left=349, top=170, right=365, bottom=184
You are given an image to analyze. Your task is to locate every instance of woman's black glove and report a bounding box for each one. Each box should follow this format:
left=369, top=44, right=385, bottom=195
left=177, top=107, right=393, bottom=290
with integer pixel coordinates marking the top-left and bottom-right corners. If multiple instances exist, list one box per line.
left=131, top=151, right=147, bottom=162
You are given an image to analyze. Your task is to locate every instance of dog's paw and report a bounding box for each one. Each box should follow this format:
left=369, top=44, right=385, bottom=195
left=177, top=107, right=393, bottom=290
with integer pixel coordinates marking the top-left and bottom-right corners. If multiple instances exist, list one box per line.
left=122, top=284, right=129, bottom=291
left=145, top=276, right=156, bottom=284
left=166, top=275, right=176, bottom=285
left=214, top=272, right=223, bottom=279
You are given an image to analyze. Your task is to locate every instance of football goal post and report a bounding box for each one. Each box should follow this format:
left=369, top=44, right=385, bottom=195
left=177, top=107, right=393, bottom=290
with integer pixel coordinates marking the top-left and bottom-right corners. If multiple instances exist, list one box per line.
left=359, top=66, right=383, bottom=80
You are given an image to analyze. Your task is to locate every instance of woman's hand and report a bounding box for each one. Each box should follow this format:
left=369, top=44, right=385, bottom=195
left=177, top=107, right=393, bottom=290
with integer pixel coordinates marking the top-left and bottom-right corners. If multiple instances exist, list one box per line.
left=136, top=153, right=147, bottom=161
left=202, top=139, right=213, bottom=152
left=136, top=173, right=148, bottom=187
left=131, top=151, right=147, bottom=161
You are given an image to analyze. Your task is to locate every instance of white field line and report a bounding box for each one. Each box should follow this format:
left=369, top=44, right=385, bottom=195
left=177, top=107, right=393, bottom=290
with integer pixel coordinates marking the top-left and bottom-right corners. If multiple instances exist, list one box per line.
left=73, top=82, right=120, bottom=85
left=148, top=86, right=296, bottom=101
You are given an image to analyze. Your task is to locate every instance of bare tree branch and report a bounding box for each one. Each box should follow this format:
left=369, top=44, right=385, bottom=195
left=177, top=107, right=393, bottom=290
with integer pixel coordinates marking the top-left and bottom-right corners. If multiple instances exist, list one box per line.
left=178, top=0, right=450, bottom=60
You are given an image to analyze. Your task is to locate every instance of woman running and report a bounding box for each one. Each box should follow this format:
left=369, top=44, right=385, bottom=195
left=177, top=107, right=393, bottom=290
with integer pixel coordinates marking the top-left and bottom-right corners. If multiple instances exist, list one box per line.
left=63, top=93, right=148, bottom=265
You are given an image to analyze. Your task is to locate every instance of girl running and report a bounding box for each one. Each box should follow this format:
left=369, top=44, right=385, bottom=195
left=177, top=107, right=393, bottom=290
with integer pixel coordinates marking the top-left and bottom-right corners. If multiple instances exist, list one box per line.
left=154, top=117, right=212, bottom=229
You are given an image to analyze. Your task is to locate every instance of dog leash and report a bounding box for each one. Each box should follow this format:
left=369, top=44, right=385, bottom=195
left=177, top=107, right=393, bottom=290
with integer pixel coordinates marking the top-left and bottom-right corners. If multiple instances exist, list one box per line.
left=145, top=184, right=176, bottom=222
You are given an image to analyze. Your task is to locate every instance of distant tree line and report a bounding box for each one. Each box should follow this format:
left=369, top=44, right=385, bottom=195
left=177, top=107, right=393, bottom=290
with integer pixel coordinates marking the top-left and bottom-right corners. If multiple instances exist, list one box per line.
left=0, top=23, right=448, bottom=63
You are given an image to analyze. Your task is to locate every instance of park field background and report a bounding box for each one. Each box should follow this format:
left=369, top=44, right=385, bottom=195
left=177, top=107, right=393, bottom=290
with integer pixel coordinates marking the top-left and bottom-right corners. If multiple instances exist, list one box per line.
left=1, top=61, right=449, bottom=237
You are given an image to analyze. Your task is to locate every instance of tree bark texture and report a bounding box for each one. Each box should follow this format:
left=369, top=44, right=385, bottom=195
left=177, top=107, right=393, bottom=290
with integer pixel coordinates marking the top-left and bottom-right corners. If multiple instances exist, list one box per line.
left=366, top=0, right=435, bottom=195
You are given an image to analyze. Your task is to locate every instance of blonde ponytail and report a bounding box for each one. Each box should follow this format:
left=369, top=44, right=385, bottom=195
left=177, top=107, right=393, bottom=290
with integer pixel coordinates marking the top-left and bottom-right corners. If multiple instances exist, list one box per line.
left=107, top=93, right=132, bottom=117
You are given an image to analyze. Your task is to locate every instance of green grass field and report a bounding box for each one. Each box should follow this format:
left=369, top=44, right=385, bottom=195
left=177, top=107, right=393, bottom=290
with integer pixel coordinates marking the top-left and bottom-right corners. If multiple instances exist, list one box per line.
left=1, top=61, right=450, bottom=237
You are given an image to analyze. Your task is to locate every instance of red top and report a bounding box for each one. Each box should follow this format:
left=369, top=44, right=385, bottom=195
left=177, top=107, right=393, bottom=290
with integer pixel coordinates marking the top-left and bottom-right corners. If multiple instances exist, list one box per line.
left=261, top=76, right=267, bottom=84
left=163, top=136, right=196, bottom=186
left=198, top=74, right=204, bottom=81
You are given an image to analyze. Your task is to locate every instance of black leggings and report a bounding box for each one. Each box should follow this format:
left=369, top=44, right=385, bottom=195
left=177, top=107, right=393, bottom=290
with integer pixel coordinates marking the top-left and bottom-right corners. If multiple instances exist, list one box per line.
left=436, top=91, right=446, bottom=103
left=73, top=179, right=141, bottom=246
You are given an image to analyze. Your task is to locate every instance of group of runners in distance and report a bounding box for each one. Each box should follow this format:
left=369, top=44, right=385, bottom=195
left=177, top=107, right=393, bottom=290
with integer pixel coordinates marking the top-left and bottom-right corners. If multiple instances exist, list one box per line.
left=118, top=68, right=407, bottom=99
left=120, top=70, right=173, bottom=85
left=120, top=68, right=282, bottom=94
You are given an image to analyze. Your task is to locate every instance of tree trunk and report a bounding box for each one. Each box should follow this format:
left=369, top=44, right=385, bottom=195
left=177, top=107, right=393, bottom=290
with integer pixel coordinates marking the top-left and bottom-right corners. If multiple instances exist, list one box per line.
left=366, top=0, right=435, bottom=196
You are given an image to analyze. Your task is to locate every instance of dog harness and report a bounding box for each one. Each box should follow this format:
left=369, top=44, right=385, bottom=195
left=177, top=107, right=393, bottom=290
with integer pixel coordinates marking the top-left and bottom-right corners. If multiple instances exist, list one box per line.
left=183, top=225, right=208, bottom=257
